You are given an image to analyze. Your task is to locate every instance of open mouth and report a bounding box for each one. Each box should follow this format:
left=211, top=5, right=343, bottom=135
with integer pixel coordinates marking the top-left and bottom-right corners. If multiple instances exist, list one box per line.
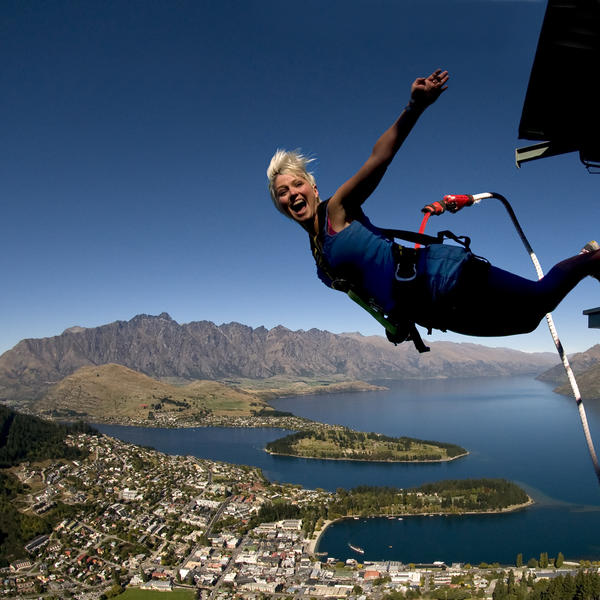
left=290, top=199, right=307, bottom=214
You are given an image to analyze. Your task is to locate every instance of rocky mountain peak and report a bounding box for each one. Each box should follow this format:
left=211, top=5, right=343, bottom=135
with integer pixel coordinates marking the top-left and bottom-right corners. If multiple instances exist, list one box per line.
left=0, top=313, right=558, bottom=406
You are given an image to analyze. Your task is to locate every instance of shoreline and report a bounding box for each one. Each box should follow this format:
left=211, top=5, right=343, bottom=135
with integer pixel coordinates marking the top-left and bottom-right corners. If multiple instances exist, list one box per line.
left=91, top=421, right=470, bottom=465
left=265, top=449, right=470, bottom=464
left=307, top=519, right=333, bottom=554
left=309, top=497, right=535, bottom=557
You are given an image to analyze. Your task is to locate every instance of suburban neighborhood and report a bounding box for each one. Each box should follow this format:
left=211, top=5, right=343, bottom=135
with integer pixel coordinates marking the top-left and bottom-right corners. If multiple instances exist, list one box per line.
left=2, top=432, right=594, bottom=599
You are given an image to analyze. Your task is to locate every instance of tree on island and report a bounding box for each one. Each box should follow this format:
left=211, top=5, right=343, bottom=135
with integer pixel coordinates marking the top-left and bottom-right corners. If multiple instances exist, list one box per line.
left=516, top=553, right=523, bottom=568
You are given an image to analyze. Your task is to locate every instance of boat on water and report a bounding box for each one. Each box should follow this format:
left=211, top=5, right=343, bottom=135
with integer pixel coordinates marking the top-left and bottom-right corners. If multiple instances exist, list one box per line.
left=348, top=542, right=365, bottom=554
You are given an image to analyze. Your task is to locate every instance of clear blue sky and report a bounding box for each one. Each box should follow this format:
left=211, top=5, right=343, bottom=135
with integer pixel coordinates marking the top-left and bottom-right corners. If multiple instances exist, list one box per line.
left=2, top=0, right=600, bottom=356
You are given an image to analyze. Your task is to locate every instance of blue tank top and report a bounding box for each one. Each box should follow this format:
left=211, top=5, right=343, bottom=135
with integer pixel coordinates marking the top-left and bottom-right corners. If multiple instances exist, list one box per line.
left=320, top=204, right=396, bottom=313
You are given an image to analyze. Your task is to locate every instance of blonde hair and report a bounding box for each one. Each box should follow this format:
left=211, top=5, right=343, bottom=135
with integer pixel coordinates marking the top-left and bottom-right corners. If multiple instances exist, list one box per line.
left=267, top=149, right=317, bottom=216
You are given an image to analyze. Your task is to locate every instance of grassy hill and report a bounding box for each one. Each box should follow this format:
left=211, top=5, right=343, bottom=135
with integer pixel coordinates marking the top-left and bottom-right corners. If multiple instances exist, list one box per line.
left=36, top=363, right=272, bottom=423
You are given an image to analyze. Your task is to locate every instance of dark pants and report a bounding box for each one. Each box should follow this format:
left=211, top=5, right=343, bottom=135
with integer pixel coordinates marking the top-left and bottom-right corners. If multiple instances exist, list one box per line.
left=410, top=252, right=589, bottom=337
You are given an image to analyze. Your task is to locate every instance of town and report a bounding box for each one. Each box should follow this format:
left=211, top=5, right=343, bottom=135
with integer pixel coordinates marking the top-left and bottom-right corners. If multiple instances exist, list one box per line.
left=2, top=432, right=595, bottom=599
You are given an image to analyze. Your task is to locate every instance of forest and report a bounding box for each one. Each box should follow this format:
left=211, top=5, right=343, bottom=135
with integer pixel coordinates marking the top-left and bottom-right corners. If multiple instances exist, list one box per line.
left=329, top=480, right=529, bottom=516
left=494, top=568, right=600, bottom=600
left=414, top=479, right=530, bottom=511
left=0, top=404, right=95, bottom=467
left=380, top=570, right=600, bottom=600
left=246, top=479, right=529, bottom=537
left=0, top=406, right=94, bottom=565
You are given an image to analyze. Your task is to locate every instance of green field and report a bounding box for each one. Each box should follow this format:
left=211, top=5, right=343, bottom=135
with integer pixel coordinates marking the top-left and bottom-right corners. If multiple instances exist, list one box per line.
left=116, top=588, right=196, bottom=600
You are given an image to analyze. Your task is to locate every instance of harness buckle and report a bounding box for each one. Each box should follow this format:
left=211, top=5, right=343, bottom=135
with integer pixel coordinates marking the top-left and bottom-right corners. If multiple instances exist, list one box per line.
left=393, top=244, right=417, bottom=282
left=395, top=262, right=416, bottom=282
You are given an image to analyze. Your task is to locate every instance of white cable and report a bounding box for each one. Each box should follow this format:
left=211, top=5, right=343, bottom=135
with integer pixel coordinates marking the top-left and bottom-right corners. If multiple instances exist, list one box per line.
left=483, top=192, right=600, bottom=484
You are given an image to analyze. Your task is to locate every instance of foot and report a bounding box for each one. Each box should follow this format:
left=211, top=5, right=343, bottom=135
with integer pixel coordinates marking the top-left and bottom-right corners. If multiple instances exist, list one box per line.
left=580, top=240, right=600, bottom=281
left=580, top=240, right=600, bottom=254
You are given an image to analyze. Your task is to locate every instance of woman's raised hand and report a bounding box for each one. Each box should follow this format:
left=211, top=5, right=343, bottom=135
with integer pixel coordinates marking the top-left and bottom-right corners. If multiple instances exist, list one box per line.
left=410, top=69, right=449, bottom=108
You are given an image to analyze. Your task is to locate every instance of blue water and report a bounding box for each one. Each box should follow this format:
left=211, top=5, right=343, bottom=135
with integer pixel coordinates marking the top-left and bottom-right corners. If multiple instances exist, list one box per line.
left=320, top=508, right=600, bottom=565
left=96, top=376, right=600, bottom=563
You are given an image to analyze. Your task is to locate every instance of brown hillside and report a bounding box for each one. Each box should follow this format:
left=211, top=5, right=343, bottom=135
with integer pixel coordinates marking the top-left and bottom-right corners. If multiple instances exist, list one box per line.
left=37, top=363, right=268, bottom=423
left=537, top=344, right=600, bottom=399
left=537, top=344, right=600, bottom=385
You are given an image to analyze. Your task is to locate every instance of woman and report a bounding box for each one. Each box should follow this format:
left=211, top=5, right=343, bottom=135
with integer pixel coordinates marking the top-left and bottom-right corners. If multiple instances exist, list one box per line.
left=267, top=69, right=600, bottom=341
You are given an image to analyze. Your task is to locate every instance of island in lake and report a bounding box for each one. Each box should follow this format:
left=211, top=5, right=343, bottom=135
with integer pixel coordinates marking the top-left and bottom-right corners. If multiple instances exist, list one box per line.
left=265, top=427, right=467, bottom=462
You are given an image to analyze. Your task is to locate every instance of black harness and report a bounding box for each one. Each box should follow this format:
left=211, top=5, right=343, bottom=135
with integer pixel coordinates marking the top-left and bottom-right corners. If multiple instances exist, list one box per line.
left=309, top=200, right=472, bottom=353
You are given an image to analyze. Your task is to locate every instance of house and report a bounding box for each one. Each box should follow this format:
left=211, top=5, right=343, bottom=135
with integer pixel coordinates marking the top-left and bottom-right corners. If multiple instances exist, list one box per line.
left=391, top=572, right=422, bottom=587
left=280, top=519, right=302, bottom=531
left=10, top=560, right=33, bottom=571
left=25, top=534, right=50, bottom=553
left=141, top=579, right=173, bottom=591
left=364, top=570, right=381, bottom=580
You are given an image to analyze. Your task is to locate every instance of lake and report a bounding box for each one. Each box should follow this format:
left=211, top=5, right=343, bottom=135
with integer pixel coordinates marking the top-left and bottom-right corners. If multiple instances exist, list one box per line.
left=96, top=376, right=600, bottom=563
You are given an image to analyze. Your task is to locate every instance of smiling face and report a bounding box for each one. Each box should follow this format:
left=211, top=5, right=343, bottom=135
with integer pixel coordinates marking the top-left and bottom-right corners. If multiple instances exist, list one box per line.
left=274, top=172, right=319, bottom=225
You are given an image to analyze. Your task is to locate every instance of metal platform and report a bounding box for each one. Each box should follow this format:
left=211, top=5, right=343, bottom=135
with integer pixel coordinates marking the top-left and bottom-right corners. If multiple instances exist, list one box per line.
left=516, top=0, right=600, bottom=170
left=583, top=307, right=600, bottom=329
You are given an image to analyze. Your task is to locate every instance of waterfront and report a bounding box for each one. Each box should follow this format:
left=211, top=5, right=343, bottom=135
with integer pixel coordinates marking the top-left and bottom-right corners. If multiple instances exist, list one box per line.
left=314, top=506, right=600, bottom=565
left=96, top=375, right=600, bottom=563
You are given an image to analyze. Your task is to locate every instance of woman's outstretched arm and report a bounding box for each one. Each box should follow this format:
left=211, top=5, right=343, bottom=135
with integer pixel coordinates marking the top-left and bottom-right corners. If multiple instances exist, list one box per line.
left=327, top=69, right=449, bottom=232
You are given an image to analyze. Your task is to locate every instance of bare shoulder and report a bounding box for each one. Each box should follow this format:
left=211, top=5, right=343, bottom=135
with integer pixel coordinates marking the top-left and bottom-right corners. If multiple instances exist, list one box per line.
left=326, top=192, right=355, bottom=232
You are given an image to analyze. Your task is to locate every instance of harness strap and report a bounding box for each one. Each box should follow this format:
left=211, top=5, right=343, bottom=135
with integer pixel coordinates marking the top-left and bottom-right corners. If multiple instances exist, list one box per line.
left=406, top=323, right=430, bottom=353
left=310, top=200, right=433, bottom=352
left=310, top=201, right=474, bottom=353
left=378, top=227, right=440, bottom=247
left=380, top=227, right=471, bottom=251
left=346, top=289, right=430, bottom=353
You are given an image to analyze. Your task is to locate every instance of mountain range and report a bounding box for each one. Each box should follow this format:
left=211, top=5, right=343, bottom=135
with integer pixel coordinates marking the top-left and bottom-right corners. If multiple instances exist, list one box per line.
left=0, top=313, right=559, bottom=407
